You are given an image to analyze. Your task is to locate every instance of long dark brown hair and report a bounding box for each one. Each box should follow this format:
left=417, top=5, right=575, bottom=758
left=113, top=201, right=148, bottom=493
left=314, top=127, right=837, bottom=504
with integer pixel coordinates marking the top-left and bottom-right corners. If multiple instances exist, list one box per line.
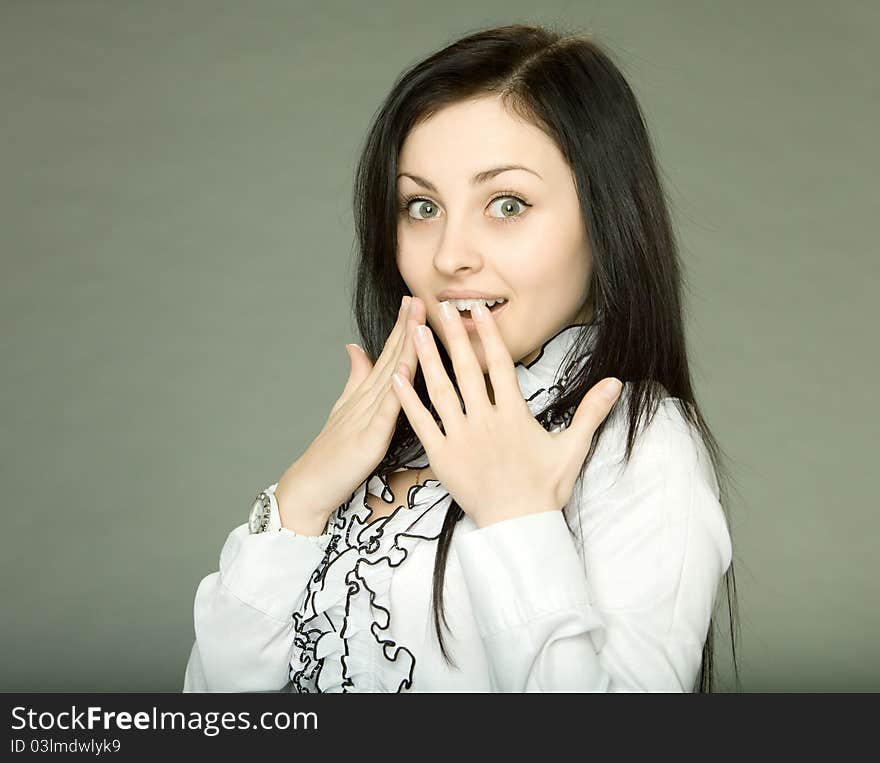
left=349, top=23, right=741, bottom=692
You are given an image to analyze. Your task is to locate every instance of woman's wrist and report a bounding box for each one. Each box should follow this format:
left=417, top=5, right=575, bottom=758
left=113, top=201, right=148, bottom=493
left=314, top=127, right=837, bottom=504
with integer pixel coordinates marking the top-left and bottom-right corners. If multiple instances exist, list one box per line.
left=275, top=470, right=332, bottom=536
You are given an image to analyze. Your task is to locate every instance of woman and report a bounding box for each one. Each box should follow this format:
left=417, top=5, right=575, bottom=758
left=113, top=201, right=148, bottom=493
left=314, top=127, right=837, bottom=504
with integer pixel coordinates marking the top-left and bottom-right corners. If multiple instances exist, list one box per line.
left=183, top=23, right=740, bottom=693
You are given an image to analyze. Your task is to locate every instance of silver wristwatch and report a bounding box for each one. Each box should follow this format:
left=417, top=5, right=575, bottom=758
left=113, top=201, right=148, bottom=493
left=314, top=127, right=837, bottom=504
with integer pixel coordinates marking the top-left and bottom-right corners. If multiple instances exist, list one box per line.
left=248, top=485, right=282, bottom=534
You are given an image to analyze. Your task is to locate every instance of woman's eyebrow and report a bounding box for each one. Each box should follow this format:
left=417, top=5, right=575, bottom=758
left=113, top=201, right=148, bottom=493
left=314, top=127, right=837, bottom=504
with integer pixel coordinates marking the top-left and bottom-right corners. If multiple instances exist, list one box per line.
left=396, top=164, right=542, bottom=192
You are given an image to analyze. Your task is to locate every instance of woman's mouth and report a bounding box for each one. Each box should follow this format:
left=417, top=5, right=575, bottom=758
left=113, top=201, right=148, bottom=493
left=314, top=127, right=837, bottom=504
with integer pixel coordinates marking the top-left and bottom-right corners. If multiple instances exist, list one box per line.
left=458, top=300, right=507, bottom=331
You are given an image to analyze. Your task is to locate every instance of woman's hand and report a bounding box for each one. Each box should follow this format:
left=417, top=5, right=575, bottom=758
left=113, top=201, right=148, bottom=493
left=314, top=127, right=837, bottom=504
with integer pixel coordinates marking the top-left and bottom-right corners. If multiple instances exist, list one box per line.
left=390, top=300, right=622, bottom=529
left=275, top=295, right=425, bottom=534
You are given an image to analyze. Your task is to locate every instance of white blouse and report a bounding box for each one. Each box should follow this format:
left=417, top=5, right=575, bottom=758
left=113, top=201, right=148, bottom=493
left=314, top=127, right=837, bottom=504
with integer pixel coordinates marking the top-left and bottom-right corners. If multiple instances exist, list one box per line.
left=183, top=324, right=732, bottom=693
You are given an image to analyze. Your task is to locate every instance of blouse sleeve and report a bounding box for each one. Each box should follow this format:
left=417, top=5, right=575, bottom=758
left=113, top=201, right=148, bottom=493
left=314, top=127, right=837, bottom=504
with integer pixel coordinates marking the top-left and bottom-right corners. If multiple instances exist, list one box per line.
left=182, top=483, right=332, bottom=692
left=454, top=399, right=733, bottom=692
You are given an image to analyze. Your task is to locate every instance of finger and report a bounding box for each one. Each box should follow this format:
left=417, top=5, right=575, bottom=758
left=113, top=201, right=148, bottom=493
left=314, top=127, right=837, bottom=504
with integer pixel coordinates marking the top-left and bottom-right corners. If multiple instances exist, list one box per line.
left=367, top=296, right=411, bottom=383
left=469, top=301, right=524, bottom=412
left=366, top=358, right=412, bottom=431
left=391, top=365, right=445, bottom=454
left=365, top=296, right=422, bottom=395
left=336, top=342, right=372, bottom=408
left=559, top=377, right=623, bottom=456
left=436, top=300, right=492, bottom=414
left=385, top=295, right=421, bottom=385
left=414, top=321, right=465, bottom=431
left=358, top=296, right=414, bottom=411
left=397, top=296, right=425, bottom=386
left=362, top=295, right=425, bottom=427
left=365, top=298, right=424, bottom=426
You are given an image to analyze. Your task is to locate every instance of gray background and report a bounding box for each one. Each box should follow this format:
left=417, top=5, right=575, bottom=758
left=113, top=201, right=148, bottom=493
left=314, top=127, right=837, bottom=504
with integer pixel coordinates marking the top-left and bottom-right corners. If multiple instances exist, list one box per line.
left=2, top=0, right=876, bottom=692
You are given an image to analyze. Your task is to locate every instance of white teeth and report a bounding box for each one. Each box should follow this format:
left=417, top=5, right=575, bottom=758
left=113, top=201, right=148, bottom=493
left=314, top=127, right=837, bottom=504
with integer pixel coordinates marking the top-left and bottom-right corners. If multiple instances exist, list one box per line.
left=449, top=298, right=507, bottom=311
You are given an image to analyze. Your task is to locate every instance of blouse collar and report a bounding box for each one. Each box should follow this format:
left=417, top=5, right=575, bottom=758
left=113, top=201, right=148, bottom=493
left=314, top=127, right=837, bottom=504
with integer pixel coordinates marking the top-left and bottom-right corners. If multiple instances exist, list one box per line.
left=514, top=322, right=598, bottom=416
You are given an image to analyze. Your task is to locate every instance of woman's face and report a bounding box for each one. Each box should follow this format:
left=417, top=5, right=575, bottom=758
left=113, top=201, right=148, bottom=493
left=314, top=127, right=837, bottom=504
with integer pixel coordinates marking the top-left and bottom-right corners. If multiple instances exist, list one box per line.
left=396, top=94, right=593, bottom=371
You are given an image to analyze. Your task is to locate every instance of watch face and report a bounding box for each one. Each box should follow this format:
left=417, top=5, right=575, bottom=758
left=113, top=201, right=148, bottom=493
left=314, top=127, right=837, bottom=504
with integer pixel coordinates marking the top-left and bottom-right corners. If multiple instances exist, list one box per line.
left=249, top=492, right=272, bottom=534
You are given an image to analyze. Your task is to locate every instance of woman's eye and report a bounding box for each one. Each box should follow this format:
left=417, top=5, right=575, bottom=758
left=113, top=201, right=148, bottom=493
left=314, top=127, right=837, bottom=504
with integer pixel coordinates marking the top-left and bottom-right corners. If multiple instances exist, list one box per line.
left=404, top=199, right=440, bottom=220
left=487, top=195, right=528, bottom=220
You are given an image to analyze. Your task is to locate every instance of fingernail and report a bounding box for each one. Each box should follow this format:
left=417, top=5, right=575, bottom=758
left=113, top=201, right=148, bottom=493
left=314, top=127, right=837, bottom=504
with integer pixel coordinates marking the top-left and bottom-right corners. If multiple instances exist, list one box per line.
left=416, top=325, right=431, bottom=344
left=392, top=372, right=405, bottom=389
left=470, top=301, right=486, bottom=319
left=438, top=300, right=455, bottom=322
left=601, top=378, right=623, bottom=401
